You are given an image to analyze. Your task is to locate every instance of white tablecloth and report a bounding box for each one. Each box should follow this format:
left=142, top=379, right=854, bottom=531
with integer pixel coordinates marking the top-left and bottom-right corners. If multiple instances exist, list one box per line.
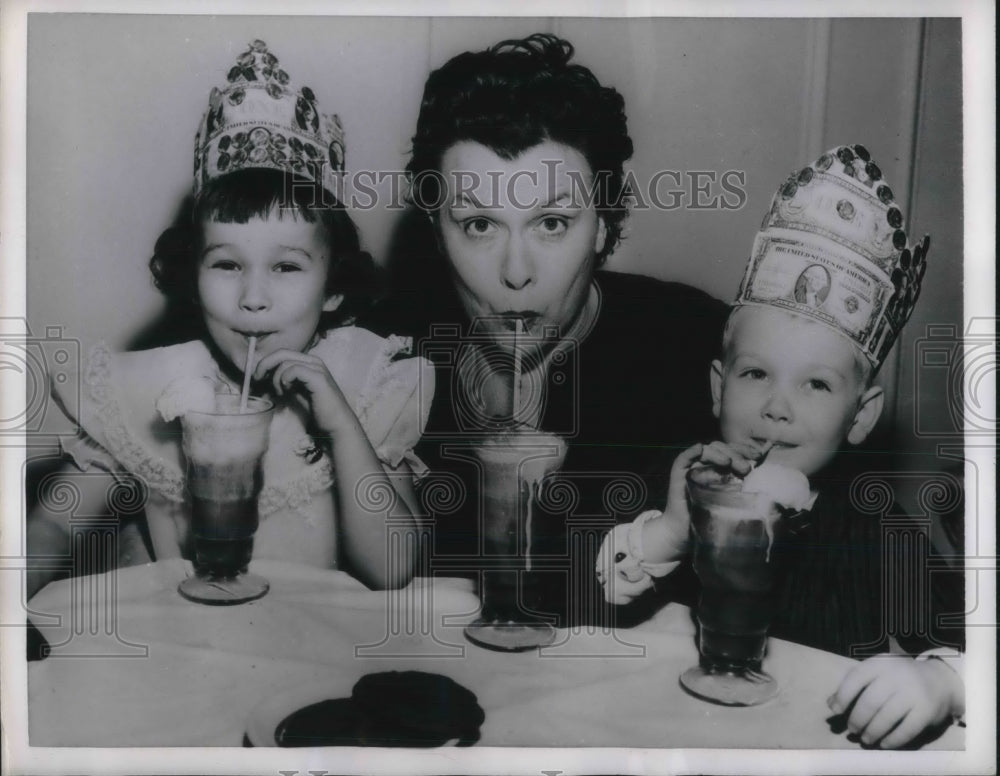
left=27, top=559, right=964, bottom=749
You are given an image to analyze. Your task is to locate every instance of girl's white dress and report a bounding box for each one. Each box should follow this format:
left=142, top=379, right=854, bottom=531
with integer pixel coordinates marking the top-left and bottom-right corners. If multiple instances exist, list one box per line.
left=49, top=326, right=434, bottom=569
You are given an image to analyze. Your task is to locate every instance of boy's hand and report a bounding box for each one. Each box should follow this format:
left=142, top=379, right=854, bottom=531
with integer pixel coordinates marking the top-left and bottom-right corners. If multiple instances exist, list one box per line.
left=696, top=440, right=759, bottom=476
left=253, top=349, right=354, bottom=435
left=827, top=654, right=964, bottom=749
left=596, top=440, right=768, bottom=606
left=596, top=443, right=710, bottom=605
left=655, top=442, right=708, bottom=547
left=595, top=522, right=655, bottom=604
left=656, top=441, right=756, bottom=538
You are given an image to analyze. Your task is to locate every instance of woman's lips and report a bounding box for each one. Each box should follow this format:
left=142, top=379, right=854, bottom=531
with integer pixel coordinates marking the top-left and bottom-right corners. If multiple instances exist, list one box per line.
left=496, top=312, right=543, bottom=335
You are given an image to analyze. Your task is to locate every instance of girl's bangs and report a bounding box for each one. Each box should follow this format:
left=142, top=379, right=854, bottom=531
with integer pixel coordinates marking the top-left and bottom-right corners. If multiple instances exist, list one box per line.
left=194, top=169, right=334, bottom=224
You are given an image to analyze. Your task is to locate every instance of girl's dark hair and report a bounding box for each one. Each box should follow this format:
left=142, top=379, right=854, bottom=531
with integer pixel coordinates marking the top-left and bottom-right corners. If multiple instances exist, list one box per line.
left=406, top=33, right=634, bottom=265
left=149, top=168, right=381, bottom=331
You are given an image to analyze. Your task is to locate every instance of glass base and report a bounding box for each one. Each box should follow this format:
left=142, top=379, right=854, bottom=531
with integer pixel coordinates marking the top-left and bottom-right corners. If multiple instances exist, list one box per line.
left=178, top=572, right=270, bottom=606
left=679, top=664, right=779, bottom=706
left=464, top=616, right=557, bottom=652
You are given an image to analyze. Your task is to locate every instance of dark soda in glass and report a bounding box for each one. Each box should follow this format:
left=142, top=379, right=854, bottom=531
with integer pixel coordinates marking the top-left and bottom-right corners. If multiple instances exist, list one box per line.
left=463, top=431, right=566, bottom=650
left=178, top=394, right=273, bottom=604
left=680, top=465, right=794, bottom=704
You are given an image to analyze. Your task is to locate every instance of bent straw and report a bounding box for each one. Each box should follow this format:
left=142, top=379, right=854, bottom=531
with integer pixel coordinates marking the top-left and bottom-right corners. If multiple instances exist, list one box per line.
left=239, top=336, right=257, bottom=413
left=512, top=319, right=522, bottom=423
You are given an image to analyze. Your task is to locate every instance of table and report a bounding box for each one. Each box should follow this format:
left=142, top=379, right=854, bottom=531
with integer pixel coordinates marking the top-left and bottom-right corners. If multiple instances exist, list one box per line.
left=26, top=559, right=964, bottom=750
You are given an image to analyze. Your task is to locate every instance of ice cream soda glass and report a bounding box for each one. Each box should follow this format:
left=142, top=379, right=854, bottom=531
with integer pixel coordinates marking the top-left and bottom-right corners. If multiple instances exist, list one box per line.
left=177, top=394, right=274, bottom=605
left=679, top=464, right=802, bottom=706
left=463, top=431, right=567, bottom=651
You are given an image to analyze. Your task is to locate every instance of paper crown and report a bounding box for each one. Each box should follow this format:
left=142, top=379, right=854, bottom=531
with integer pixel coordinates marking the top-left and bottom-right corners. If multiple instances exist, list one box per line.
left=734, top=144, right=929, bottom=368
left=193, top=40, right=345, bottom=198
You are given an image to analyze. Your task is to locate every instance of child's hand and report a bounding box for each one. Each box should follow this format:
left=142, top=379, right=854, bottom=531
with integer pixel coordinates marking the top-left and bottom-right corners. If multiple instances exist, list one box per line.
left=695, top=440, right=759, bottom=476
left=640, top=443, right=708, bottom=559
left=827, top=654, right=964, bottom=748
left=651, top=441, right=756, bottom=550
left=595, top=443, right=710, bottom=605
left=660, top=443, right=708, bottom=529
left=595, top=522, right=656, bottom=604
left=253, top=349, right=354, bottom=435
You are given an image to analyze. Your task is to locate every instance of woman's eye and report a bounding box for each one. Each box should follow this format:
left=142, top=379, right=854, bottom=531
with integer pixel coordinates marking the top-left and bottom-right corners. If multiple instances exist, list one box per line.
left=274, top=263, right=303, bottom=273
left=209, top=259, right=239, bottom=271
left=463, top=218, right=495, bottom=237
left=537, top=216, right=568, bottom=235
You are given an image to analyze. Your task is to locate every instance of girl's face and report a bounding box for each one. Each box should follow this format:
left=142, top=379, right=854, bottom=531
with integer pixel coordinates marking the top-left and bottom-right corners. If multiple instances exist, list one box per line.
left=197, top=213, right=341, bottom=374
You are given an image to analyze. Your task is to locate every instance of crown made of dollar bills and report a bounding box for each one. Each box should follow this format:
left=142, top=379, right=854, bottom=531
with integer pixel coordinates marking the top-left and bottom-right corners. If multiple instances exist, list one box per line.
left=734, top=144, right=929, bottom=369
left=193, top=39, right=345, bottom=198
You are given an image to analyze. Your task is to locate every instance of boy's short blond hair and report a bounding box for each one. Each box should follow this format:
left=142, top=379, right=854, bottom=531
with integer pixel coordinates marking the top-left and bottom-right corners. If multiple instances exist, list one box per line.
left=720, top=306, right=874, bottom=390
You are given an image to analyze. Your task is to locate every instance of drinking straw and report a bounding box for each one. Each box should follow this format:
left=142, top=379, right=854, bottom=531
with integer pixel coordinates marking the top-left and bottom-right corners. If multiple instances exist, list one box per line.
left=745, top=439, right=775, bottom=472
left=239, top=336, right=257, bottom=413
left=512, top=319, right=522, bottom=422
left=514, top=320, right=528, bottom=568
left=525, top=491, right=533, bottom=572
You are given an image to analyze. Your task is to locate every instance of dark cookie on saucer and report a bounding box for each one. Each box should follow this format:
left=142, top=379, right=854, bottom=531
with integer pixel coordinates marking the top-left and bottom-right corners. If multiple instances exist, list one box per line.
left=351, top=671, right=485, bottom=746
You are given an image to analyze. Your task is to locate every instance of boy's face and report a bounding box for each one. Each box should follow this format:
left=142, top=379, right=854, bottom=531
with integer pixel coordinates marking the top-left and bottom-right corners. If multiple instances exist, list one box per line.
left=711, top=307, right=883, bottom=477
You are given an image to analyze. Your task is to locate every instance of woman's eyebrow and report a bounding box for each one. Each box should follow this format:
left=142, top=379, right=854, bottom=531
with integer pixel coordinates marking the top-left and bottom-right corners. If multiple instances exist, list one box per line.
left=538, top=189, right=577, bottom=208
left=450, top=191, right=488, bottom=209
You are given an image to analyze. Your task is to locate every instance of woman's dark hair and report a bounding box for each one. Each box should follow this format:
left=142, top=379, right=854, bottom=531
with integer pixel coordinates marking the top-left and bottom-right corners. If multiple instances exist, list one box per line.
left=406, top=33, right=634, bottom=265
left=149, top=168, right=381, bottom=332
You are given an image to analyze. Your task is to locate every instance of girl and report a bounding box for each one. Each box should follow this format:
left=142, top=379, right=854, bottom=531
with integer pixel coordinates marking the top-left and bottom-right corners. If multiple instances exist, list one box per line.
left=26, top=40, right=432, bottom=596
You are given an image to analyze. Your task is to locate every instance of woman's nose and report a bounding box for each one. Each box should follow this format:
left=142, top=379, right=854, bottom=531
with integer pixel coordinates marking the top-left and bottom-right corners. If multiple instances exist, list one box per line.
left=500, top=235, right=534, bottom=291
left=762, top=389, right=793, bottom=423
left=239, top=272, right=270, bottom=312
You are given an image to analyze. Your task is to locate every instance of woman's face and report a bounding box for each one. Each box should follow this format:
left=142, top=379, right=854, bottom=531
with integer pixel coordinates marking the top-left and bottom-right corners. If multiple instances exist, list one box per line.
left=436, top=140, right=607, bottom=356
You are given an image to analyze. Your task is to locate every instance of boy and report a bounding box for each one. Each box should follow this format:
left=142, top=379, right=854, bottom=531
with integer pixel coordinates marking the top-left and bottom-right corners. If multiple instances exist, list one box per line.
left=597, top=145, right=964, bottom=749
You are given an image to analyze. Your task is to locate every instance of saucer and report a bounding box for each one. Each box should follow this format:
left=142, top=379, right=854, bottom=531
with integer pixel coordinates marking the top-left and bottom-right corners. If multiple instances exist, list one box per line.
left=245, top=680, right=355, bottom=747
left=245, top=677, right=473, bottom=747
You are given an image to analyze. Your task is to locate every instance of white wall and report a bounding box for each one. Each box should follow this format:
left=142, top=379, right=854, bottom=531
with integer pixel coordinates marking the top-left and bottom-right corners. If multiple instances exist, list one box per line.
left=26, top=16, right=963, bottom=484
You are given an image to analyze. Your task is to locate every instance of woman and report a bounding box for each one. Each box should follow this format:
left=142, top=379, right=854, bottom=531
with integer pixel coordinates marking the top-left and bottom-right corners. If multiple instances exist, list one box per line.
left=369, top=33, right=727, bottom=627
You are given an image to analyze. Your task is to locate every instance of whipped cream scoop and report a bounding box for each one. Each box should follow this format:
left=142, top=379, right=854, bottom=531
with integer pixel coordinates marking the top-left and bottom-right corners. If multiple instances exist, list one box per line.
left=156, top=376, right=224, bottom=422
left=742, top=462, right=812, bottom=511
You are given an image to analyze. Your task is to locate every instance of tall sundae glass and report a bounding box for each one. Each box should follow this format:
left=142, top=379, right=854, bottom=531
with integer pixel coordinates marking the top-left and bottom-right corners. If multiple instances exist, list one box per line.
left=679, top=462, right=811, bottom=705
left=463, top=430, right=567, bottom=651
left=177, top=393, right=274, bottom=605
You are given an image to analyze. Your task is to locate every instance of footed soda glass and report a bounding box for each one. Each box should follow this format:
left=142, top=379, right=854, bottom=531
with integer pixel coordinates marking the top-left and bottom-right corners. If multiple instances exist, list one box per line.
left=463, top=431, right=566, bottom=651
left=679, top=466, right=793, bottom=706
left=177, top=394, right=274, bottom=605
